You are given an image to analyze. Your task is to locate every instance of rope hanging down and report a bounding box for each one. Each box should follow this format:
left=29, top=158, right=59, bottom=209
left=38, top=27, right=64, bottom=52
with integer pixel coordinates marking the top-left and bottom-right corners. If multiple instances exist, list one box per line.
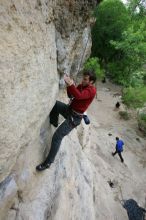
left=77, top=33, right=90, bottom=76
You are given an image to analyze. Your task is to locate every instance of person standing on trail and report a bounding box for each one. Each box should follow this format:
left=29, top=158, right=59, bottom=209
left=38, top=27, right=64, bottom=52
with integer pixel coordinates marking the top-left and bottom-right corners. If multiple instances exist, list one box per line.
left=115, top=101, right=120, bottom=109
left=112, top=137, right=124, bottom=163
left=36, top=70, right=97, bottom=171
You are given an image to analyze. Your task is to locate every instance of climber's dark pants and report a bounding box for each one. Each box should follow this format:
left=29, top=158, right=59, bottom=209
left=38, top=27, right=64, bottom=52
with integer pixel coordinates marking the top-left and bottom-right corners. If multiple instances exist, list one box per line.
left=44, top=101, right=82, bottom=164
left=113, top=150, right=124, bottom=163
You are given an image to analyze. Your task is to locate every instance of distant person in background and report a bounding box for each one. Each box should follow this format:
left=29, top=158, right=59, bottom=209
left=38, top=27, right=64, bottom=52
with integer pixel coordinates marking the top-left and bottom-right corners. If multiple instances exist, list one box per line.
left=115, top=101, right=120, bottom=109
left=102, top=77, right=106, bottom=83
left=112, top=137, right=124, bottom=163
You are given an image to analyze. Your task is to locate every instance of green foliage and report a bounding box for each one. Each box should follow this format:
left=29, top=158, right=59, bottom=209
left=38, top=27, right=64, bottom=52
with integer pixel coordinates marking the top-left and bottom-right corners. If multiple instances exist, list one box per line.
left=107, top=61, right=130, bottom=86
left=91, top=0, right=146, bottom=110
left=140, top=113, right=146, bottom=122
left=130, top=71, right=145, bottom=87
left=122, top=86, right=146, bottom=108
left=91, top=0, right=130, bottom=64
left=91, top=0, right=146, bottom=87
left=109, top=21, right=146, bottom=85
left=143, top=72, right=146, bottom=85
left=138, top=108, right=146, bottom=135
left=110, top=23, right=146, bottom=68
left=108, top=61, right=145, bottom=87
left=84, top=57, right=104, bottom=79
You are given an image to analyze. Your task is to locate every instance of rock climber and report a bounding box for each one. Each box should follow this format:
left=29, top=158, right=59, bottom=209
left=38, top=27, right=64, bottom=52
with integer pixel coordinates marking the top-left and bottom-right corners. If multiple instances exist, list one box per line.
left=36, top=70, right=97, bottom=171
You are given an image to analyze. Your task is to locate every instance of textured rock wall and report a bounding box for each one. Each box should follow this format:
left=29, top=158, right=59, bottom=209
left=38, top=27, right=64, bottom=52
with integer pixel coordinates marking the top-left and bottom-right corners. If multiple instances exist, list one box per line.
left=0, top=0, right=96, bottom=219
left=0, top=0, right=58, bottom=182
left=55, top=0, right=94, bottom=77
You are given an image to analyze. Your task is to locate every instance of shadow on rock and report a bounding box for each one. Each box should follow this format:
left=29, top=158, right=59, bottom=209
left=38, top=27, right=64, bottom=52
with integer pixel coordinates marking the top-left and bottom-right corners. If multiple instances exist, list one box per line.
left=40, top=114, right=53, bottom=158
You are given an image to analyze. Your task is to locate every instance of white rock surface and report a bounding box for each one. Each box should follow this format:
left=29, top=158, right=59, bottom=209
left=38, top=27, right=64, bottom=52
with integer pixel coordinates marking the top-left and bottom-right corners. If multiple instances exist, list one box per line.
left=0, top=0, right=96, bottom=218
left=0, top=0, right=59, bottom=183
left=0, top=176, right=18, bottom=220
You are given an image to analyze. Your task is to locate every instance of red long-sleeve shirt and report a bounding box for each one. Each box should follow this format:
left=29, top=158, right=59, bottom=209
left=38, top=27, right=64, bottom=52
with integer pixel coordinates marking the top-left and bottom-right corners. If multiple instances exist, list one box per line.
left=67, top=84, right=96, bottom=113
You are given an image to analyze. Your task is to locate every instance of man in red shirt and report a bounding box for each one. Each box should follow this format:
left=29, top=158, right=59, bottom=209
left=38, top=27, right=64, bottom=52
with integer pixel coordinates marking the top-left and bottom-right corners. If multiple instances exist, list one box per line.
left=36, top=70, right=97, bottom=171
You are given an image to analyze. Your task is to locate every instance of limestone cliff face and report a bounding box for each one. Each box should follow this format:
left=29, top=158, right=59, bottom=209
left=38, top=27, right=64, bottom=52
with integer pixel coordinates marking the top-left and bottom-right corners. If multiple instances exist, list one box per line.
left=54, top=0, right=94, bottom=77
left=0, top=0, right=96, bottom=219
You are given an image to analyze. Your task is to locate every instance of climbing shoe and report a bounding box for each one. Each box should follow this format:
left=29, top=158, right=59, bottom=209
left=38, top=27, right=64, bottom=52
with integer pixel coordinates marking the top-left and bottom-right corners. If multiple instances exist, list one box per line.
left=36, top=162, right=51, bottom=171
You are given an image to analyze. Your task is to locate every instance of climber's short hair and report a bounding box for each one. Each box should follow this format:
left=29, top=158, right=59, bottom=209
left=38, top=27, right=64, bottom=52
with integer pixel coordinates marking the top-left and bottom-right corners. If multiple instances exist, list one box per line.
left=83, top=70, right=97, bottom=84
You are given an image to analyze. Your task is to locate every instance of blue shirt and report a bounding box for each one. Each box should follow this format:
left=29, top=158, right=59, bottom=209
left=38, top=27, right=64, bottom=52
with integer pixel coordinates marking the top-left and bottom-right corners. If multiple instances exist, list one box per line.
left=116, top=140, right=124, bottom=152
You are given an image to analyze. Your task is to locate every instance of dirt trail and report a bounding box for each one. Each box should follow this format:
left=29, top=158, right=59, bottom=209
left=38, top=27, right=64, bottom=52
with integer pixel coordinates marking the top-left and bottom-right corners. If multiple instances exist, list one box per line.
left=87, top=81, right=146, bottom=218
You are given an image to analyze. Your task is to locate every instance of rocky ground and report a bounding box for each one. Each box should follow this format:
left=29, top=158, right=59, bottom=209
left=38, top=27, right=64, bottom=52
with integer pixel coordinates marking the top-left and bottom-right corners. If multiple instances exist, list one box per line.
left=3, top=81, right=146, bottom=220
left=86, top=80, right=146, bottom=219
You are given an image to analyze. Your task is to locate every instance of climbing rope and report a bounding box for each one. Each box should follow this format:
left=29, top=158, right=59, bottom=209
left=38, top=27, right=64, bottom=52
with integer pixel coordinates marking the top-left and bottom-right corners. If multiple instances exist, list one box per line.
left=75, top=31, right=90, bottom=84
left=77, top=32, right=90, bottom=76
